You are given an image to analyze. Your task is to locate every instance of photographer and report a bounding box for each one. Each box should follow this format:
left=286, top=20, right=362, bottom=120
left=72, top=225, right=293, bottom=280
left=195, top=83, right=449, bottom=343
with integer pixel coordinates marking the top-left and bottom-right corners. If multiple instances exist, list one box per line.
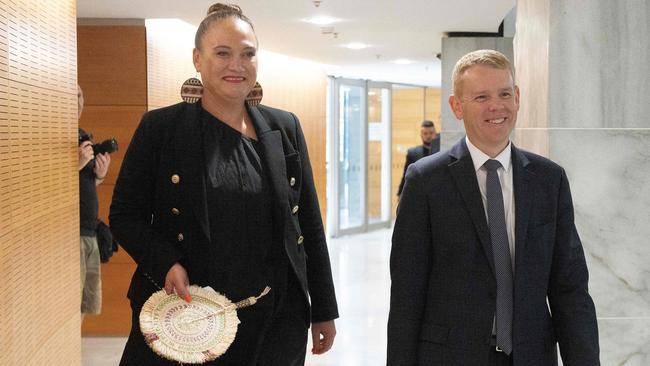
left=78, top=85, right=111, bottom=321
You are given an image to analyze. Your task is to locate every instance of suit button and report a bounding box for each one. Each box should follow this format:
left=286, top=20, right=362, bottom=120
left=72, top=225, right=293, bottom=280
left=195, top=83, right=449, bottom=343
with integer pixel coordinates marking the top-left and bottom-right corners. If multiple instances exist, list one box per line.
left=177, top=233, right=184, bottom=242
left=171, top=208, right=180, bottom=215
left=171, top=174, right=180, bottom=184
left=297, top=235, right=304, bottom=245
left=289, top=177, right=296, bottom=187
left=292, top=205, right=299, bottom=214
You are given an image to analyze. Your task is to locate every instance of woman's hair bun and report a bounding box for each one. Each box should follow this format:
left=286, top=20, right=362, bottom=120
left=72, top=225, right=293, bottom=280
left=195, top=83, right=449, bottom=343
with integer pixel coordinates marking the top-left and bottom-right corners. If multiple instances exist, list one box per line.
left=207, top=3, right=243, bottom=16
left=195, top=2, right=255, bottom=49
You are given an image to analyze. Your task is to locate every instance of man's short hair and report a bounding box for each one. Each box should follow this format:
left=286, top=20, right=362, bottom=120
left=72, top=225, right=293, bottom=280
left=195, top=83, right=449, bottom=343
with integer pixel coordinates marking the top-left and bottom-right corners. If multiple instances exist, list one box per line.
left=451, top=49, right=514, bottom=97
left=421, top=120, right=435, bottom=128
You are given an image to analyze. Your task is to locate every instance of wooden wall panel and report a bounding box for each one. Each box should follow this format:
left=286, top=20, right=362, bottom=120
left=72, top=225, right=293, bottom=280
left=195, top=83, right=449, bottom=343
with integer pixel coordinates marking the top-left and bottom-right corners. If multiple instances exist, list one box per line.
left=146, top=19, right=196, bottom=110
left=425, top=88, right=442, bottom=132
left=78, top=23, right=147, bottom=336
left=0, top=9, right=7, bottom=74
left=0, top=0, right=79, bottom=365
left=77, top=26, right=147, bottom=106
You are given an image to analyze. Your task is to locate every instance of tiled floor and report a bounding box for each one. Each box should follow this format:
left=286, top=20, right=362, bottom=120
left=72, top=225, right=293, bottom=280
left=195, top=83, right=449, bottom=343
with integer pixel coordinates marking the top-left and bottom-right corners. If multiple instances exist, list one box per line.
left=82, top=228, right=393, bottom=366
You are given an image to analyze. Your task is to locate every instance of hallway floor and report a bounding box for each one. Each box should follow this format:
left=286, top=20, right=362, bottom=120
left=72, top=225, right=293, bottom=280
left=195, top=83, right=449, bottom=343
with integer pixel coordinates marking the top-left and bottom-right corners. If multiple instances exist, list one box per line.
left=82, top=228, right=393, bottom=366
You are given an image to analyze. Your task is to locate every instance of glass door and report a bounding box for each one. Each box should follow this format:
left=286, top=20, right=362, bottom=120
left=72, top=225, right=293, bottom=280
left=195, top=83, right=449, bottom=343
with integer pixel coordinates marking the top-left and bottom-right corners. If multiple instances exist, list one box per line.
left=367, top=82, right=392, bottom=229
left=327, top=78, right=392, bottom=236
left=330, top=78, right=366, bottom=235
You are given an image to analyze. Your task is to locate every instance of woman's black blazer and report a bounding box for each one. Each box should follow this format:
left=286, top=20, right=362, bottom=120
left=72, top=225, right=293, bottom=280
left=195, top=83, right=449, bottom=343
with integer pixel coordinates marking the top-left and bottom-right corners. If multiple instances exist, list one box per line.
left=109, top=101, right=339, bottom=324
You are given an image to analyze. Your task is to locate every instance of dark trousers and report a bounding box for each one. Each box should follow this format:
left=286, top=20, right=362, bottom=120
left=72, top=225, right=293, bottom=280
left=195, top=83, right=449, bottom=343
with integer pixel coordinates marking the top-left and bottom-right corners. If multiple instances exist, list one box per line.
left=488, top=348, right=513, bottom=366
left=256, top=270, right=308, bottom=366
left=120, top=268, right=308, bottom=366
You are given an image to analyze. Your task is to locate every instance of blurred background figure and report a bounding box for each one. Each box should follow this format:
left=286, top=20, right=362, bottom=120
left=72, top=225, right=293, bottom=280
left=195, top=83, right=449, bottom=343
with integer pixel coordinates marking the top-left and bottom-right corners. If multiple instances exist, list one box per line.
left=78, top=84, right=111, bottom=323
left=397, top=120, right=439, bottom=199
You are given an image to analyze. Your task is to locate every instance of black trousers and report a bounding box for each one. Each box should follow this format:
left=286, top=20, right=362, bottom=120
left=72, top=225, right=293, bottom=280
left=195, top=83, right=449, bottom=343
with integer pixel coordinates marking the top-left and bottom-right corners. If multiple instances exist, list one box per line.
left=119, top=268, right=308, bottom=366
left=488, top=346, right=513, bottom=366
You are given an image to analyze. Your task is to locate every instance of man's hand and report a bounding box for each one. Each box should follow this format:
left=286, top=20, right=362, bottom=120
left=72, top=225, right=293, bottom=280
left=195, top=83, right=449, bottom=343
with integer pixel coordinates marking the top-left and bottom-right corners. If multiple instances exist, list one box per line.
left=311, top=320, right=336, bottom=355
left=94, top=152, right=110, bottom=181
left=78, top=141, right=94, bottom=170
left=164, top=263, right=192, bottom=303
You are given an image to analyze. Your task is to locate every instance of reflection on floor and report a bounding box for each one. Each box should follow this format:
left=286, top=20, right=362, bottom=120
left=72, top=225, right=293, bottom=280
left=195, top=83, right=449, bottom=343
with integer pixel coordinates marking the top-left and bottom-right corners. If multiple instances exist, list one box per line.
left=82, top=228, right=393, bottom=366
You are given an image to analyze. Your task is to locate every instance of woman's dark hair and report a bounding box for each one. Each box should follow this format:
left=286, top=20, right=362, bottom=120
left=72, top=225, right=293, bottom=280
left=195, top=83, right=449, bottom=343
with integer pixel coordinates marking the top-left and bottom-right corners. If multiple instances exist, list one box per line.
left=194, top=3, right=256, bottom=49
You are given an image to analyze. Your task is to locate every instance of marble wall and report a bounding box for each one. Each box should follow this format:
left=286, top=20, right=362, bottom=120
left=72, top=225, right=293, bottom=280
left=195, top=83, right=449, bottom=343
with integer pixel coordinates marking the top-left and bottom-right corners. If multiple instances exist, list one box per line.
left=515, top=1, right=650, bottom=365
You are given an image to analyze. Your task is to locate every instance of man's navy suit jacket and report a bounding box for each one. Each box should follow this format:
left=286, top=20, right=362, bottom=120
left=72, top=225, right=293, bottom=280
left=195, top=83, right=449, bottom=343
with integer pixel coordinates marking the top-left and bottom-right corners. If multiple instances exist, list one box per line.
left=388, top=139, right=599, bottom=366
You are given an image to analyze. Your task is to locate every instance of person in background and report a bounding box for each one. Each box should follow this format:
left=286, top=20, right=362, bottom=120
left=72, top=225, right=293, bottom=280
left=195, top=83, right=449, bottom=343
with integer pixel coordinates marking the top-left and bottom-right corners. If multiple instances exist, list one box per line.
left=78, top=85, right=111, bottom=322
left=397, top=120, right=440, bottom=199
left=109, top=3, right=338, bottom=365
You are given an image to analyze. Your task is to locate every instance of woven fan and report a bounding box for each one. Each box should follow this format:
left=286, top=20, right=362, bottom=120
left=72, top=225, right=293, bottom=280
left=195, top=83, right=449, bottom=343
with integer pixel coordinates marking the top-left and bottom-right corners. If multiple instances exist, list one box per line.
left=140, top=285, right=270, bottom=364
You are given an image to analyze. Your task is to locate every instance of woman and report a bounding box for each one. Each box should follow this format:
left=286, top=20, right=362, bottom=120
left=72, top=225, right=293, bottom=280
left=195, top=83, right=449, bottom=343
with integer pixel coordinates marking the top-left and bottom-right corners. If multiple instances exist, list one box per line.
left=109, top=4, right=338, bottom=365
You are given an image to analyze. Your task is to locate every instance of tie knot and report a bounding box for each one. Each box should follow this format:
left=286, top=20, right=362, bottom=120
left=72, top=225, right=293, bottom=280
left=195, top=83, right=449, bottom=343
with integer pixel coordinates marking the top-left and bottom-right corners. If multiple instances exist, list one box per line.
left=483, top=159, right=502, bottom=172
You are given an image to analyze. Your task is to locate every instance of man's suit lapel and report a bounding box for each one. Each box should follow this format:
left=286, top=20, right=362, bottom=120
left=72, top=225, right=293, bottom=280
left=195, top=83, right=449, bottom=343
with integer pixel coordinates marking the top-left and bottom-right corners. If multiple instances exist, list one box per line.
left=247, top=105, right=289, bottom=230
left=175, top=102, right=210, bottom=241
left=512, top=145, right=532, bottom=278
left=448, top=139, right=495, bottom=274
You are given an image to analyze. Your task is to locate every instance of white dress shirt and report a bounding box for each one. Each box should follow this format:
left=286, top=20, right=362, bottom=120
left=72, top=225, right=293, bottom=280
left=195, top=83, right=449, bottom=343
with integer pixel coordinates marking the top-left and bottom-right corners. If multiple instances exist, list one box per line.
left=465, top=137, right=516, bottom=268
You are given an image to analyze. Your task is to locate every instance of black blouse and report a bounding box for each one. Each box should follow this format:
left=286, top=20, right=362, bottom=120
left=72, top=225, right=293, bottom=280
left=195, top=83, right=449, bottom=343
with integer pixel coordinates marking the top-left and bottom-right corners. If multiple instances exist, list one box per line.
left=201, top=108, right=275, bottom=301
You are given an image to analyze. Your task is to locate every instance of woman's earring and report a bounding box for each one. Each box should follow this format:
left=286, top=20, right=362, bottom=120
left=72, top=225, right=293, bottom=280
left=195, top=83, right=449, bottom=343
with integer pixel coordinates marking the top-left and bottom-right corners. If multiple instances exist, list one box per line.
left=245, top=82, right=263, bottom=107
left=180, top=74, right=203, bottom=103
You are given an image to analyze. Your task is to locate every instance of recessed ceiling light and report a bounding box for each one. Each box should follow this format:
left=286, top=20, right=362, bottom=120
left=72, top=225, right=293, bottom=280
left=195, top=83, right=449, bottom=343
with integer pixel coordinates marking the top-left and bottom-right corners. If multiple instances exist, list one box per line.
left=392, top=59, right=414, bottom=65
left=303, top=16, right=340, bottom=25
left=344, top=42, right=369, bottom=50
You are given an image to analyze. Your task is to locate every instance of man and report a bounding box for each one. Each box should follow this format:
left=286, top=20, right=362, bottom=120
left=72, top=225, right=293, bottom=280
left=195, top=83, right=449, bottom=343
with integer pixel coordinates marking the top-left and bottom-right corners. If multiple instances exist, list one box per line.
left=387, top=50, right=599, bottom=366
left=78, top=85, right=110, bottom=321
left=397, top=120, right=440, bottom=198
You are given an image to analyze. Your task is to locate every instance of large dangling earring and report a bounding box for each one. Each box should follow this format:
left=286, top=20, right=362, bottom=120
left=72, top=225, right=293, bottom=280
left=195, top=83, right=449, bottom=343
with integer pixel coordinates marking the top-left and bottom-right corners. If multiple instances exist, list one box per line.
left=180, top=73, right=203, bottom=103
left=245, top=82, right=263, bottom=107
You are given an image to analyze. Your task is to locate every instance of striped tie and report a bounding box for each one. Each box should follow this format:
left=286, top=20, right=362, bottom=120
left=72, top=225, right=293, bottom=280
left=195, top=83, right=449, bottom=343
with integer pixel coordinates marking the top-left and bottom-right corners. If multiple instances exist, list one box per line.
left=484, top=159, right=513, bottom=355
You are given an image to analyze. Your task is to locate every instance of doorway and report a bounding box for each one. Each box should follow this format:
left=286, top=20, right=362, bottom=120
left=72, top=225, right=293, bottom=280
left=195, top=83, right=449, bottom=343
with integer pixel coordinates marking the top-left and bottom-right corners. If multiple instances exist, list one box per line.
left=328, top=78, right=392, bottom=236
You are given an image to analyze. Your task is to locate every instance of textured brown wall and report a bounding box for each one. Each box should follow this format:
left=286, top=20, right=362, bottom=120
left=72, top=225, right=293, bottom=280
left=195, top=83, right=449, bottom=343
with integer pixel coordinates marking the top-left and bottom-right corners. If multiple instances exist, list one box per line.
left=78, top=23, right=147, bottom=335
left=0, top=1, right=80, bottom=364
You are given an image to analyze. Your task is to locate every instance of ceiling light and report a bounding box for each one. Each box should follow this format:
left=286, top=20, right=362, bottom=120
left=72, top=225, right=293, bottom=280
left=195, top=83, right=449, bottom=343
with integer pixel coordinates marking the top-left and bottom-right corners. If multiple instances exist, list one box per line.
left=304, top=16, right=340, bottom=25
left=392, top=59, right=414, bottom=65
left=344, top=42, right=369, bottom=50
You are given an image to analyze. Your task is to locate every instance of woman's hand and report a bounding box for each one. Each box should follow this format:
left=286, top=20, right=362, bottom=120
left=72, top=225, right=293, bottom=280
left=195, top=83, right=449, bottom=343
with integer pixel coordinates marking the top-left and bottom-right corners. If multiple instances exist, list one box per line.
left=311, top=320, right=336, bottom=354
left=164, top=263, right=192, bottom=303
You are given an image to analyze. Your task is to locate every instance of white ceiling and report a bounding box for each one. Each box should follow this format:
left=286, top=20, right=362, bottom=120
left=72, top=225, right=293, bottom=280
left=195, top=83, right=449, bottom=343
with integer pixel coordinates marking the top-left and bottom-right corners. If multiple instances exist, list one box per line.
left=77, top=0, right=515, bottom=87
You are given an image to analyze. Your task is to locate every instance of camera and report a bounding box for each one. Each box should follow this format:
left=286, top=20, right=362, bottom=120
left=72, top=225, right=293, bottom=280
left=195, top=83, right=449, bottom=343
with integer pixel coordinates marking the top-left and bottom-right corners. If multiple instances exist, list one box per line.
left=79, top=128, right=119, bottom=155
